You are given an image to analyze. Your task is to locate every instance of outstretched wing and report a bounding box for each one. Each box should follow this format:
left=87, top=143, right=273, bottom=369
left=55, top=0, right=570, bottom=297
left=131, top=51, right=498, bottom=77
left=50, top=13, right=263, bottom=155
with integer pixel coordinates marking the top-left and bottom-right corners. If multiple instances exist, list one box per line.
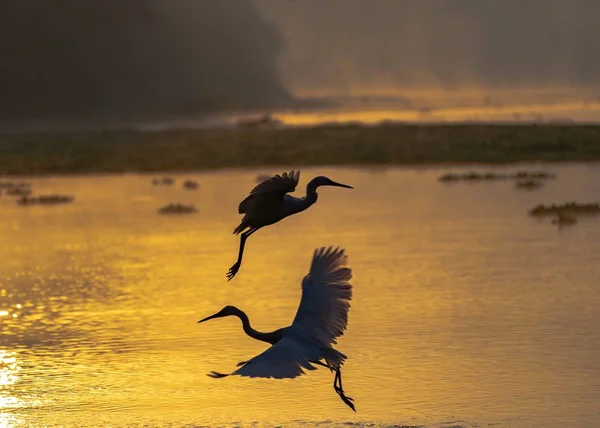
left=233, top=337, right=319, bottom=379
left=291, top=247, right=353, bottom=345
left=238, top=170, right=300, bottom=214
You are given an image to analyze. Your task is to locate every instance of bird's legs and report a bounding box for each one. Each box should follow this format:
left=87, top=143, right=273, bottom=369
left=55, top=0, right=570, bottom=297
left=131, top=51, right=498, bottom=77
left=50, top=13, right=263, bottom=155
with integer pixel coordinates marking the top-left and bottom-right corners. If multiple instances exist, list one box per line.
left=310, top=360, right=355, bottom=412
left=226, top=227, right=258, bottom=281
left=334, top=368, right=355, bottom=412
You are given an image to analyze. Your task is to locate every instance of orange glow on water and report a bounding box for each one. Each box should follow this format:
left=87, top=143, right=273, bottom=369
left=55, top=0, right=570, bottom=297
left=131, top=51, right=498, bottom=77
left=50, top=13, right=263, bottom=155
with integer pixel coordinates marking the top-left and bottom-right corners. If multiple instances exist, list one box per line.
left=1, top=168, right=599, bottom=426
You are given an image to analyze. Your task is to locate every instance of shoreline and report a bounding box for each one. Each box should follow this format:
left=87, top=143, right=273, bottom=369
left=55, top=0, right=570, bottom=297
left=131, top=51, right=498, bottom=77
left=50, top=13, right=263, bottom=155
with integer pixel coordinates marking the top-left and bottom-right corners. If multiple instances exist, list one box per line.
left=3, top=160, right=599, bottom=181
left=1, top=123, right=599, bottom=176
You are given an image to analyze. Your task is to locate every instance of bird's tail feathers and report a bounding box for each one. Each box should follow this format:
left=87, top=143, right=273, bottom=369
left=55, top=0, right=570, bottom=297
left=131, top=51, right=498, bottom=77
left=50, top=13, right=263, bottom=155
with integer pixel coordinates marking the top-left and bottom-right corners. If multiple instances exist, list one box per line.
left=323, top=348, right=347, bottom=371
left=207, top=371, right=231, bottom=378
left=233, top=217, right=249, bottom=235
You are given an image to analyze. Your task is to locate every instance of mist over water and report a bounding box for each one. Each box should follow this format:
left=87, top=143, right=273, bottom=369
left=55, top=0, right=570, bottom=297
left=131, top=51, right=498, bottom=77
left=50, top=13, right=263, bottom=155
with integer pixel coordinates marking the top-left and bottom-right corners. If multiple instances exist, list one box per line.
left=254, top=0, right=600, bottom=95
left=2, top=1, right=600, bottom=125
left=0, top=0, right=291, bottom=123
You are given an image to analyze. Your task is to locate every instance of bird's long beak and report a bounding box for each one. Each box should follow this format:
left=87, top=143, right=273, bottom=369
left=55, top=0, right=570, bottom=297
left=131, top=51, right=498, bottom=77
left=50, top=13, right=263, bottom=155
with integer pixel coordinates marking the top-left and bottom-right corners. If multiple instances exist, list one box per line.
left=197, top=312, right=221, bottom=324
left=330, top=181, right=353, bottom=189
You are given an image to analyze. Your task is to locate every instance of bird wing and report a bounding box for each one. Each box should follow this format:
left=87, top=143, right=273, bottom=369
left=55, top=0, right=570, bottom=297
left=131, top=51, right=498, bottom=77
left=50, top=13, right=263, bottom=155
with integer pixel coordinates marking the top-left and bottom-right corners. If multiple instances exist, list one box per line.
left=238, top=170, right=300, bottom=214
left=233, top=337, right=319, bottom=379
left=291, top=247, right=353, bottom=345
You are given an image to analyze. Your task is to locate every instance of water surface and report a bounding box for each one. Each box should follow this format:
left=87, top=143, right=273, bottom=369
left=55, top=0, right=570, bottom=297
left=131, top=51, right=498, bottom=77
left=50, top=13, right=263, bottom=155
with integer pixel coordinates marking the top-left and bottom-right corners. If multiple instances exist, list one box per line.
left=0, top=165, right=599, bottom=427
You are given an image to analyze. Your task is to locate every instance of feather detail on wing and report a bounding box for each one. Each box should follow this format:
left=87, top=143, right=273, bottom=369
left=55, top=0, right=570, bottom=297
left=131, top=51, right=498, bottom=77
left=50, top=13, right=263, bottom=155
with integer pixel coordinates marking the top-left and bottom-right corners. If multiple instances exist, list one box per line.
left=232, top=337, right=319, bottom=379
left=238, top=170, right=300, bottom=214
left=291, top=247, right=353, bottom=345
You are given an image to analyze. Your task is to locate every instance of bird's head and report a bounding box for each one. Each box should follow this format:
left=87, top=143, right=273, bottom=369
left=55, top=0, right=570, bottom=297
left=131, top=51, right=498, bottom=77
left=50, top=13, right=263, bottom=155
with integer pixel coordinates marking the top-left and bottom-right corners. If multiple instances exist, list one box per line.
left=310, top=176, right=353, bottom=189
left=197, top=305, right=239, bottom=324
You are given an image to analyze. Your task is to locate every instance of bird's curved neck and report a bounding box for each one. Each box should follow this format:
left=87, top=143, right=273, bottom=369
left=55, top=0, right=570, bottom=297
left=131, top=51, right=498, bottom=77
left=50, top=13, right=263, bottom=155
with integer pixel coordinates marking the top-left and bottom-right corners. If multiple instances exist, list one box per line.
left=234, top=309, right=280, bottom=345
left=304, top=181, right=319, bottom=205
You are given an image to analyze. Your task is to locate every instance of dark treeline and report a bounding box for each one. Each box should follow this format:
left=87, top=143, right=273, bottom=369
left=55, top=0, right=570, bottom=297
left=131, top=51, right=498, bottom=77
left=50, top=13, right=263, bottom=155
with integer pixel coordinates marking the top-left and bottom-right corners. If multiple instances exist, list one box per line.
left=0, top=1, right=291, bottom=123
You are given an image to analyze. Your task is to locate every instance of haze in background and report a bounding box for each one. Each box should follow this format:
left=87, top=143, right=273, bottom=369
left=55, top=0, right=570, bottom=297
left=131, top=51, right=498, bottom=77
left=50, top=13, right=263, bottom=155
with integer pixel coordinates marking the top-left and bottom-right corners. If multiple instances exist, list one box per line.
left=254, top=0, right=600, bottom=123
left=2, top=1, right=600, bottom=127
left=0, top=0, right=291, bottom=124
left=255, top=0, right=600, bottom=95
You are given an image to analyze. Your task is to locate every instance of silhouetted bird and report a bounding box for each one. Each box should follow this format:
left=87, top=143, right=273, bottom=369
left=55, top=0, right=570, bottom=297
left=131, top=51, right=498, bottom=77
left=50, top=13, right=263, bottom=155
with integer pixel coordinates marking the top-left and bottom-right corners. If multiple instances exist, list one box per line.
left=227, top=171, right=352, bottom=280
left=200, top=246, right=355, bottom=411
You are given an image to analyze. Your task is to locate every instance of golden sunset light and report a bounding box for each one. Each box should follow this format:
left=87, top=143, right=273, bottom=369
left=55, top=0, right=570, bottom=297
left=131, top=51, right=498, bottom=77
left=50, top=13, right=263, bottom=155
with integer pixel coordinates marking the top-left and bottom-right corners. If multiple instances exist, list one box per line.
left=1, top=1, right=599, bottom=427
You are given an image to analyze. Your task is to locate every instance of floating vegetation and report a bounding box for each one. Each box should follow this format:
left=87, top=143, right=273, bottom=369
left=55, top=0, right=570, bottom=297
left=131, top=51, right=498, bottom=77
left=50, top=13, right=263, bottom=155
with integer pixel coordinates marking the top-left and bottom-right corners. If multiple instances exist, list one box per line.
left=529, top=202, right=600, bottom=217
left=152, top=177, right=175, bottom=186
left=438, top=172, right=511, bottom=182
left=17, top=194, right=74, bottom=206
left=514, top=171, right=556, bottom=180
left=0, top=181, right=32, bottom=197
left=6, top=186, right=32, bottom=197
left=183, top=180, right=199, bottom=190
left=158, top=203, right=197, bottom=215
left=530, top=201, right=599, bottom=229
left=0, top=181, right=30, bottom=188
left=439, top=170, right=556, bottom=183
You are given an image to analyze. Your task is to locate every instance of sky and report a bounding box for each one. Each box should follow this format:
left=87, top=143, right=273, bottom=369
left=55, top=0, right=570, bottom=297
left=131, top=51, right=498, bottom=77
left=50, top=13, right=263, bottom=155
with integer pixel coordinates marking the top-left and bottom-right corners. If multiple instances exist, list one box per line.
left=1, top=1, right=600, bottom=124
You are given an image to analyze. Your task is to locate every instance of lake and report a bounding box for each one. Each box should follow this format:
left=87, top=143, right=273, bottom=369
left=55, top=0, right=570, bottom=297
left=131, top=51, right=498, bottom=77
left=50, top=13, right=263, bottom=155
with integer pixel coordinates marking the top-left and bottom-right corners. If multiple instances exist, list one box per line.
left=0, top=165, right=599, bottom=427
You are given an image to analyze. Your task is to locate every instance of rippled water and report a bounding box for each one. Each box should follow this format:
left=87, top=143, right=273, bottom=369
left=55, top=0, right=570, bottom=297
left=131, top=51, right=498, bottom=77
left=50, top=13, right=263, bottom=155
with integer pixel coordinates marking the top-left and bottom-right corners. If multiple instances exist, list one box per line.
left=0, top=165, right=599, bottom=427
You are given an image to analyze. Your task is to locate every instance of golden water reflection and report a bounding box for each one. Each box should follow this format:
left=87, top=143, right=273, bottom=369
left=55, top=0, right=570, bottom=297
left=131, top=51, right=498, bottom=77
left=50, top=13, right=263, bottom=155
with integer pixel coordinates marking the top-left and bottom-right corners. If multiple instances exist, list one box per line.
left=0, top=349, right=26, bottom=428
left=0, top=166, right=599, bottom=426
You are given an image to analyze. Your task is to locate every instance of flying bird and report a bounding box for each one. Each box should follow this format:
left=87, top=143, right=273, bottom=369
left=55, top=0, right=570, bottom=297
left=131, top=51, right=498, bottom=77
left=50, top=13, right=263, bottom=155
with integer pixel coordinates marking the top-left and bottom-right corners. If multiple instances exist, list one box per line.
left=227, top=171, right=353, bottom=280
left=199, top=246, right=356, bottom=411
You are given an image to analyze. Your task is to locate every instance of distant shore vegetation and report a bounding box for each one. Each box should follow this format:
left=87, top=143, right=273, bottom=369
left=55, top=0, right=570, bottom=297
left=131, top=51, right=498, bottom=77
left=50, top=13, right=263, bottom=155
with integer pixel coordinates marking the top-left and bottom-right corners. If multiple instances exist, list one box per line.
left=1, top=124, right=600, bottom=175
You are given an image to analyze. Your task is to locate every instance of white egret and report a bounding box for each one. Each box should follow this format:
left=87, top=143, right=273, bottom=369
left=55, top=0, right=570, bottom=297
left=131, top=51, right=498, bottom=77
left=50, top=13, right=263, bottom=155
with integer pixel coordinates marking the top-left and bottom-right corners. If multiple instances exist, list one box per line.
left=199, top=246, right=356, bottom=411
left=227, top=171, right=353, bottom=280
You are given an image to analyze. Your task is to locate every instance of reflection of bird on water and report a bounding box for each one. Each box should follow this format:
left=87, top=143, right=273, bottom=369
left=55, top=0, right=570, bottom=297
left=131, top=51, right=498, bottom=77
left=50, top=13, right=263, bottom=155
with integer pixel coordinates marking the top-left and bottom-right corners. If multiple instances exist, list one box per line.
left=227, top=171, right=353, bottom=281
left=200, top=247, right=356, bottom=411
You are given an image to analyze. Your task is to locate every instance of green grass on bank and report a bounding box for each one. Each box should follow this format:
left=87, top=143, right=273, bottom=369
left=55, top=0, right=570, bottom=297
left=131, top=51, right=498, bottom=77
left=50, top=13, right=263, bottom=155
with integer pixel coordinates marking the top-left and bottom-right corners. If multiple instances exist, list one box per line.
left=1, top=124, right=600, bottom=175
